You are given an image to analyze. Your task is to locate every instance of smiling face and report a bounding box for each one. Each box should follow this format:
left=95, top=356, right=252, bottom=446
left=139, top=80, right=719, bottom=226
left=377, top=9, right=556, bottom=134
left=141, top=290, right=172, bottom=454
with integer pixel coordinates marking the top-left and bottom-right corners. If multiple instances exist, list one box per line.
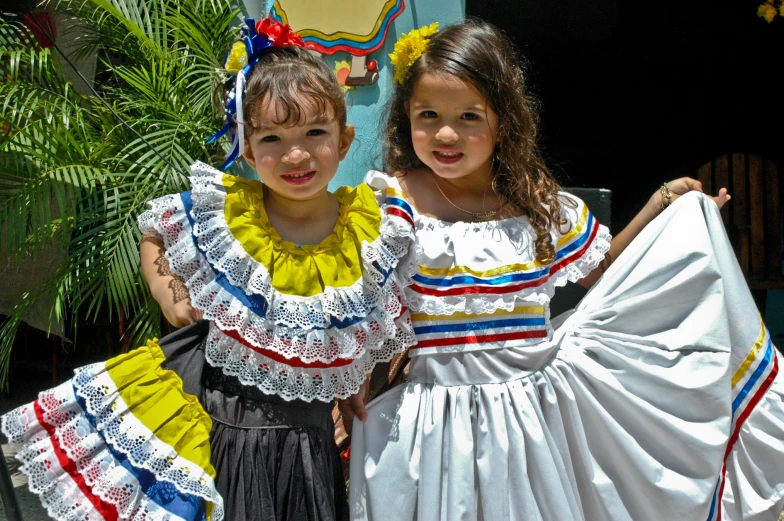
left=407, top=72, right=499, bottom=183
left=243, top=94, right=354, bottom=202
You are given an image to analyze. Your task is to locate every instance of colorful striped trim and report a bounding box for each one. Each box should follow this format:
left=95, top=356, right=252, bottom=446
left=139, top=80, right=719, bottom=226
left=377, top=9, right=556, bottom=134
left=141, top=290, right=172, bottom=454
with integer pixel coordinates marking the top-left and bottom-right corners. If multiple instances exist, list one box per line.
left=408, top=214, right=597, bottom=297
left=410, top=305, right=548, bottom=350
left=706, top=322, right=778, bottom=521
left=410, top=203, right=591, bottom=280
left=382, top=186, right=599, bottom=299
left=385, top=192, right=415, bottom=228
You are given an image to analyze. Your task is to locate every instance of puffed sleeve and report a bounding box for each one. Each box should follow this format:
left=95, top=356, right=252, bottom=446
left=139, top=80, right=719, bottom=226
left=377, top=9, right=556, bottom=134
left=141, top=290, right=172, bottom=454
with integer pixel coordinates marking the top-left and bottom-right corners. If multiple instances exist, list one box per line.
left=548, top=192, right=612, bottom=287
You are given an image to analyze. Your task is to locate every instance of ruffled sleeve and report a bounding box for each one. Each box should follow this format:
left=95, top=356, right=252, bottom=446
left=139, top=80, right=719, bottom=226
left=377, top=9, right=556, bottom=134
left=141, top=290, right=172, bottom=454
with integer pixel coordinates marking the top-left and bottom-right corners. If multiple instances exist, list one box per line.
left=548, top=192, right=612, bottom=287
left=136, top=162, right=417, bottom=402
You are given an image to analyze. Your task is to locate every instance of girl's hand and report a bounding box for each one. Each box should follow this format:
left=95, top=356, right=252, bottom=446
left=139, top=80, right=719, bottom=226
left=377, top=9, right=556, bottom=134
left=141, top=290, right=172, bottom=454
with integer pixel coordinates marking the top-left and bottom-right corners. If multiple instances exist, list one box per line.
left=648, top=177, right=731, bottom=216
left=337, top=377, right=370, bottom=436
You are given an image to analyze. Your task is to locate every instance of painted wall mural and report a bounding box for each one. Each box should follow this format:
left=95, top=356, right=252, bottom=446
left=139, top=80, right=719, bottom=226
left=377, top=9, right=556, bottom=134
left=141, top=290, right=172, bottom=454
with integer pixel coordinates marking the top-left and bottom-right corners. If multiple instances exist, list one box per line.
left=270, top=0, right=405, bottom=86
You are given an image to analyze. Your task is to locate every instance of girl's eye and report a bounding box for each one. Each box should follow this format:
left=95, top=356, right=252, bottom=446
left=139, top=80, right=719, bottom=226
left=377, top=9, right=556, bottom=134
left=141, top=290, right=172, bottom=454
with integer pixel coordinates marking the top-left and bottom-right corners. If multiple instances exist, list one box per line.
left=260, top=135, right=279, bottom=143
left=418, top=110, right=437, bottom=119
left=461, top=112, right=480, bottom=121
left=307, top=128, right=327, bottom=136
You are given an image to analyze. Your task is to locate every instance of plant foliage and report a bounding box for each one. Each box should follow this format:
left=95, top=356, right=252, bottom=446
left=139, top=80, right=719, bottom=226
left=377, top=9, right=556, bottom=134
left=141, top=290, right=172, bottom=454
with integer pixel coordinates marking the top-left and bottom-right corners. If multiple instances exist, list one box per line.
left=0, top=0, right=241, bottom=386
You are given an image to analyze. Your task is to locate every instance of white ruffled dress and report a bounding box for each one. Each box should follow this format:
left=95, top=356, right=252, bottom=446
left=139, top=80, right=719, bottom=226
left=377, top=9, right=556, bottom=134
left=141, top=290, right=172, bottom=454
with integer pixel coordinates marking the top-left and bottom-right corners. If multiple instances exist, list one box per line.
left=349, top=171, right=784, bottom=521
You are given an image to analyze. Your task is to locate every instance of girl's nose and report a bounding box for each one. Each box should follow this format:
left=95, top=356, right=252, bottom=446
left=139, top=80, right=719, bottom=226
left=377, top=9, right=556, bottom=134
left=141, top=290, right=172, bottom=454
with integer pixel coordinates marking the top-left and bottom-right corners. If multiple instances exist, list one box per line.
left=282, top=146, right=311, bottom=164
left=435, top=125, right=459, bottom=143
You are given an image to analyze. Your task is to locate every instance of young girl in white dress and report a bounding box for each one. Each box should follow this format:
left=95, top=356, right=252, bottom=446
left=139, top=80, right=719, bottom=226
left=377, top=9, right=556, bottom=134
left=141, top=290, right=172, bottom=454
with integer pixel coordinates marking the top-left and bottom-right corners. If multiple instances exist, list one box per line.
left=347, top=20, right=784, bottom=521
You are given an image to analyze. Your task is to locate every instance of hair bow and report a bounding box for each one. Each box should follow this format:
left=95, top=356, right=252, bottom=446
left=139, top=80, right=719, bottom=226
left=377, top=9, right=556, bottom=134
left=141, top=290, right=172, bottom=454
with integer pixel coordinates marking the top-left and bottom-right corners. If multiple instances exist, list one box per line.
left=208, top=15, right=304, bottom=169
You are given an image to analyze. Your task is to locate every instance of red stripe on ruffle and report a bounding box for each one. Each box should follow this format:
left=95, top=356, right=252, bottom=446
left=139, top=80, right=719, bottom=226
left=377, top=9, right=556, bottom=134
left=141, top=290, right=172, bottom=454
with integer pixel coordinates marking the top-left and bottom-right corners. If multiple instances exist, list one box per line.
left=411, top=329, right=548, bottom=349
left=33, top=400, right=118, bottom=521
left=217, top=327, right=355, bottom=369
left=409, top=275, right=548, bottom=296
left=386, top=207, right=415, bottom=228
left=716, top=350, right=779, bottom=520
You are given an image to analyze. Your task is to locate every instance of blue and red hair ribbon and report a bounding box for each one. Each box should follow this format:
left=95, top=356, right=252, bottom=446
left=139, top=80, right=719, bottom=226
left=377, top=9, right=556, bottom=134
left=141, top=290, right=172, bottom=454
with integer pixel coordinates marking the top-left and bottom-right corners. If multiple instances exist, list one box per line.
left=207, top=15, right=304, bottom=170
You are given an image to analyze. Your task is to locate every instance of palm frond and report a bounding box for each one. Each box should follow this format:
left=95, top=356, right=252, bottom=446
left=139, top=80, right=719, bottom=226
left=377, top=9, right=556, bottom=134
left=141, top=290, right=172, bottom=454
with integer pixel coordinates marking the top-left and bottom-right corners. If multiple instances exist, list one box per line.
left=0, top=0, right=242, bottom=387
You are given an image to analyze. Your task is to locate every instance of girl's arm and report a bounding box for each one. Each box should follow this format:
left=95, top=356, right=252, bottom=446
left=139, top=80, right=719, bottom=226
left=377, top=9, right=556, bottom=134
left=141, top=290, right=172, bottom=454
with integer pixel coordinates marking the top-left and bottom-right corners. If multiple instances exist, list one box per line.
left=578, top=177, right=731, bottom=289
left=140, top=235, right=203, bottom=327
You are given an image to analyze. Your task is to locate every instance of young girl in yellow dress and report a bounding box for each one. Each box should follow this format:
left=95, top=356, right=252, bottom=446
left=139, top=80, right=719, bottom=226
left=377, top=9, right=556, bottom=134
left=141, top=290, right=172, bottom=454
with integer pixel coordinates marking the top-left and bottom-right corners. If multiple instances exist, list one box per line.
left=348, top=20, right=784, bottom=521
left=1, top=17, right=415, bottom=521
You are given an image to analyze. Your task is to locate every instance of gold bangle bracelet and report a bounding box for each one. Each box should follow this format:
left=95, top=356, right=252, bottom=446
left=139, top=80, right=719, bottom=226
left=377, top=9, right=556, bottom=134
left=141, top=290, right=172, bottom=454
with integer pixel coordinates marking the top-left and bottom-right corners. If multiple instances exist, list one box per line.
left=660, top=183, right=672, bottom=211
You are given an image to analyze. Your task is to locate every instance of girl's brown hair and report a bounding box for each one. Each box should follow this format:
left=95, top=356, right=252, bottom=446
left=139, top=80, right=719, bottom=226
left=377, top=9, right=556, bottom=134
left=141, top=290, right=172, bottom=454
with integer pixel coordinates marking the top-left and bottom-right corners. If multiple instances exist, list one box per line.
left=241, top=46, right=347, bottom=136
left=385, top=19, right=571, bottom=263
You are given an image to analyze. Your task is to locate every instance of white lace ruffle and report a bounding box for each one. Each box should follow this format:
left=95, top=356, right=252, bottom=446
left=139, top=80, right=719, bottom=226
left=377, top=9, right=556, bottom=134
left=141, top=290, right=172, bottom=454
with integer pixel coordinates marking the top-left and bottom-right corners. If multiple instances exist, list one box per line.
left=1, top=382, right=222, bottom=521
left=405, top=215, right=612, bottom=317
left=205, top=312, right=414, bottom=402
left=71, top=365, right=224, bottom=519
left=550, top=223, right=612, bottom=288
left=138, top=191, right=416, bottom=365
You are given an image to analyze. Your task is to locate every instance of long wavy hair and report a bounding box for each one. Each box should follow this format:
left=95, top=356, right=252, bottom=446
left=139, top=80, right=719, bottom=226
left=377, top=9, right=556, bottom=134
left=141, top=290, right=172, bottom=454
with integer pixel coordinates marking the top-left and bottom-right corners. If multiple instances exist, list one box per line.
left=385, top=19, right=571, bottom=263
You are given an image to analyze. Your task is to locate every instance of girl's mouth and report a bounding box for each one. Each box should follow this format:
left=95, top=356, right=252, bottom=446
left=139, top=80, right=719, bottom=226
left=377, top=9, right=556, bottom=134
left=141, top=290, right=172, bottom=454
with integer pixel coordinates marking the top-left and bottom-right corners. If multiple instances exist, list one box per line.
left=281, top=170, right=316, bottom=185
left=432, top=150, right=464, bottom=164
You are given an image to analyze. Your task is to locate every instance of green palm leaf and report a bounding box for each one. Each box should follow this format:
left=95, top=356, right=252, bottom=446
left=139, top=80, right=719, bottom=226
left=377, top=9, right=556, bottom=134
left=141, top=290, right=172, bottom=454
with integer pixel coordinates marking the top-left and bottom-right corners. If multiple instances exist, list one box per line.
left=0, top=0, right=241, bottom=387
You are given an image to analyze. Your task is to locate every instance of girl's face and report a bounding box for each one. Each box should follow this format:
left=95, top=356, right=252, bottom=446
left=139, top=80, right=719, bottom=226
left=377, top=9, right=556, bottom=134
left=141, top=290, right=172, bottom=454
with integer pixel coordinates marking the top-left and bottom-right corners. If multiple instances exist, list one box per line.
left=407, top=72, right=499, bottom=183
left=243, top=94, right=354, bottom=201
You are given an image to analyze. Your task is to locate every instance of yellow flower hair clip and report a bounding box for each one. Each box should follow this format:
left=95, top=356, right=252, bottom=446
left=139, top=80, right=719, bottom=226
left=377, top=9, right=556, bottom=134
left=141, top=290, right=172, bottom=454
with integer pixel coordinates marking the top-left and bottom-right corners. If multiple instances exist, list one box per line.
left=224, top=40, right=248, bottom=75
left=389, top=22, right=439, bottom=85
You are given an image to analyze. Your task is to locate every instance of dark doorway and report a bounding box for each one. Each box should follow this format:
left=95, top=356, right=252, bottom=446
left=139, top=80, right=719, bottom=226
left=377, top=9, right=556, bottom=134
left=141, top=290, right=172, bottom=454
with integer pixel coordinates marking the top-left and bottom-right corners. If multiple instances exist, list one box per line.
left=467, top=0, right=783, bottom=229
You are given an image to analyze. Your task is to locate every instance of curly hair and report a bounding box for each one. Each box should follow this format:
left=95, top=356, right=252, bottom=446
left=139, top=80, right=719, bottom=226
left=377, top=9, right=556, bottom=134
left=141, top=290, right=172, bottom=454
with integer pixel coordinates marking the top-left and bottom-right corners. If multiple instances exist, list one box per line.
left=241, top=46, right=347, bottom=136
left=384, top=19, right=572, bottom=263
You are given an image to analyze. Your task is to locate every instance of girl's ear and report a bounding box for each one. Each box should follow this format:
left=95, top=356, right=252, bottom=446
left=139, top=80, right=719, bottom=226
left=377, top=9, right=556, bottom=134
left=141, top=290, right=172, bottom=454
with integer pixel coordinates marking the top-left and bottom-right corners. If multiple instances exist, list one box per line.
left=339, top=124, right=355, bottom=160
left=242, top=137, right=257, bottom=169
left=404, top=100, right=410, bottom=118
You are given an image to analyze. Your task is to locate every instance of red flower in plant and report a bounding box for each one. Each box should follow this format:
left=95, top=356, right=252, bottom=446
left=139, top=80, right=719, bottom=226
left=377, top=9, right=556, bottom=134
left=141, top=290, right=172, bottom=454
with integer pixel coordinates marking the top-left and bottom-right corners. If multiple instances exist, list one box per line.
left=256, top=14, right=304, bottom=48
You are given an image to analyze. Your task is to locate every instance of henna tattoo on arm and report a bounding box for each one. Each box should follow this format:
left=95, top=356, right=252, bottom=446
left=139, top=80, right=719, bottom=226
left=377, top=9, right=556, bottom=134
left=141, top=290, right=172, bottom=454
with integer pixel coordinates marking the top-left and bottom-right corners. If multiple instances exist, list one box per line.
left=141, top=234, right=189, bottom=304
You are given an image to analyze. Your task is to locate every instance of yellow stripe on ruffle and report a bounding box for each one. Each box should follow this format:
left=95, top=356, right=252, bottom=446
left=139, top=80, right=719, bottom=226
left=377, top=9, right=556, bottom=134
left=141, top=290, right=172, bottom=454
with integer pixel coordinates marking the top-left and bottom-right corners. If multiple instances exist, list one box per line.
left=418, top=260, right=545, bottom=278
left=411, top=305, right=545, bottom=323
left=104, top=340, right=216, bottom=479
left=385, top=187, right=405, bottom=199
left=732, top=317, right=768, bottom=388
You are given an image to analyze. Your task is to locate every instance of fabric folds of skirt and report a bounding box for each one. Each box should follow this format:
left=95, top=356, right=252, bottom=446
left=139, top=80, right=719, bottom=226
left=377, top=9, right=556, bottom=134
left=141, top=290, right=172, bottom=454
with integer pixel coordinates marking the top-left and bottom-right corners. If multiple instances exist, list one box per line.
left=349, top=192, right=784, bottom=521
left=162, top=321, right=349, bottom=521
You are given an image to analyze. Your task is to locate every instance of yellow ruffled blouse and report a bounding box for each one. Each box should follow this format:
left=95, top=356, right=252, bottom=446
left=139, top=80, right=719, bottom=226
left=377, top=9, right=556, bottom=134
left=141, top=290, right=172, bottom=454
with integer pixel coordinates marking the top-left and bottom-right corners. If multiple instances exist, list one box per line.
left=222, top=174, right=381, bottom=297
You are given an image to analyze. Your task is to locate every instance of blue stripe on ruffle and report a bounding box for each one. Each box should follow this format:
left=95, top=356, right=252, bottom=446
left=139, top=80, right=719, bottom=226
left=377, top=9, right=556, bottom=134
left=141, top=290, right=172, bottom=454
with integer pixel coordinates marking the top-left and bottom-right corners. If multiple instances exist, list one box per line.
left=386, top=196, right=414, bottom=219
left=73, top=390, right=207, bottom=521
left=414, top=317, right=546, bottom=335
left=412, top=268, right=547, bottom=288
left=732, top=338, right=773, bottom=413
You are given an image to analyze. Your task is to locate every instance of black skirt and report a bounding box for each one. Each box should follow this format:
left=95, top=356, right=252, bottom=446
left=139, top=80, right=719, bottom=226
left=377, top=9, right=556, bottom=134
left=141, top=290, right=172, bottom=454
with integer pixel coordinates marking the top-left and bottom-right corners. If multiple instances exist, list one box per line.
left=159, top=321, right=348, bottom=521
